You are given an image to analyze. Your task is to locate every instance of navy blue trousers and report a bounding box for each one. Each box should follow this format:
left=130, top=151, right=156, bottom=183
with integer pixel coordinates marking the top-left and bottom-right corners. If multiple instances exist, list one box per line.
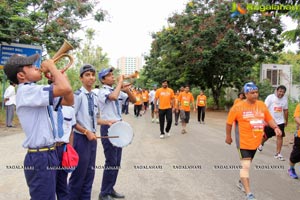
left=100, top=125, right=122, bottom=196
left=68, top=132, right=97, bottom=200
left=24, top=149, right=59, bottom=200
left=56, top=144, right=69, bottom=200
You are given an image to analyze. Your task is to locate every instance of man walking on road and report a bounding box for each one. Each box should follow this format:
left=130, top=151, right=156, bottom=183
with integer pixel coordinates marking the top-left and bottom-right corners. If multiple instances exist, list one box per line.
left=226, top=82, right=282, bottom=200
left=196, top=90, right=207, bottom=124
left=288, top=103, right=300, bottom=179
left=178, top=86, right=196, bottom=134
left=154, top=80, right=175, bottom=139
left=257, top=85, right=288, bottom=161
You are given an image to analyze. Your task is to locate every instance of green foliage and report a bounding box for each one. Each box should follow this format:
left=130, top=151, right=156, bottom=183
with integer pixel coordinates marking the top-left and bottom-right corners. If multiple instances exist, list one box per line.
left=256, top=79, right=274, bottom=100
left=0, top=0, right=105, bottom=53
left=144, top=0, right=283, bottom=109
left=277, top=52, right=300, bottom=84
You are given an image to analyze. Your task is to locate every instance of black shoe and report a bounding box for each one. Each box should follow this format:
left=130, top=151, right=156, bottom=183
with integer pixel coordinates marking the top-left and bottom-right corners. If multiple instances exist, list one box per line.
left=111, top=190, right=125, bottom=198
left=175, top=122, right=178, bottom=126
left=98, top=195, right=114, bottom=200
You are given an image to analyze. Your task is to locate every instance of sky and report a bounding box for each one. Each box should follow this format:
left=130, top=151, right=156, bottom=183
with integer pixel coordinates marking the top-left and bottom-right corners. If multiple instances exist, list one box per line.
left=81, top=0, right=298, bottom=67
left=83, top=0, right=189, bottom=66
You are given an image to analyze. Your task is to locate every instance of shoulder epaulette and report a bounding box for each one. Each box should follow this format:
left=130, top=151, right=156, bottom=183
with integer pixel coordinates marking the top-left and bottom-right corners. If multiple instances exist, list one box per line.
left=74, top=89, right=82, bottom=95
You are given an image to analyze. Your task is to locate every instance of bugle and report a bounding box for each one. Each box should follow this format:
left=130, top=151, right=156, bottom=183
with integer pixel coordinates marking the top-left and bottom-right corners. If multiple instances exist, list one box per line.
left=122, top=71, right=139, bottom=87
left=44, top=40, right=74, bottom=79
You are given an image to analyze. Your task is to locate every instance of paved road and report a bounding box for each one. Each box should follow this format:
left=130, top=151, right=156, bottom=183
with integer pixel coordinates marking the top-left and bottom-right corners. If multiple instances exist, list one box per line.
left=0, top=110, right=299, bottom=200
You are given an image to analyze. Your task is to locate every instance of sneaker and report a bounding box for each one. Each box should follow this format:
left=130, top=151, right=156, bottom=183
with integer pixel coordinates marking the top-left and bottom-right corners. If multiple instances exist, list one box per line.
left=198, top=121, right=201, bottom=124
left=245, top=193, right=256, bottom=200
left=181, top=129, right=187, bottom=134
left=156, top=119, right=159, bottom=124
left=202, top=121, right=205, bottom=124
left=274, top=153, right=285, bottom=161
left=257, top=144, right=263, bottom=152
left=151, top=118, right=155, bottom=123
left=167, top=132, right=171, bottom=137
left=160, top=134, right=165, bottom=139
left=288, top=168, right=298, bottom=179
left=236, top=180, right=245, bottom=193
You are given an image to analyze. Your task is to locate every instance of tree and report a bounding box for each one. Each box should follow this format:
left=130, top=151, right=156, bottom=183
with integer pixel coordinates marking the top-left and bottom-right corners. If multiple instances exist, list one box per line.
left=71, top=28, right=110, bottom=89
left=144, top=0, right=284, bottom=108
left=0, top=0, right=105, bottom=53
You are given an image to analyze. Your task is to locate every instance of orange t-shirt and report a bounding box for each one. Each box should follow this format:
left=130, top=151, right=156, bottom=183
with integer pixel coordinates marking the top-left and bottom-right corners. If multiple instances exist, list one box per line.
left=155, top=87, right=174, bottom=109
left=234, top=98, right=243, bottom=105
left=178, top=92, right=194, bottom=111
left=227, top=100, right=273, bottom=150
left=134, top=93, right=143, bottom=105
left=142, top=91, right=149, bottom=102
left=196, top=95, right=206, bottom=107
left=294, top=104, right=300, bottom=137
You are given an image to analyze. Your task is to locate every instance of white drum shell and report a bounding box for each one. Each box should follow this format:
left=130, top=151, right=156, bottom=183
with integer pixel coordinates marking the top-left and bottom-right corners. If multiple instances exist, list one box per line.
left=107, top=121, right=134, bottom=147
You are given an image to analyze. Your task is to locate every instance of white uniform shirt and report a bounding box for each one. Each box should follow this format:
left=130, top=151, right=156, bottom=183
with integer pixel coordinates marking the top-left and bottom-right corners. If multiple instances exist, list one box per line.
left=53, top=105, right=76, bottom=143
left=98, top=85, right=128, bottom=121
left=17, top=83, right=58, bottom=148
left=74, top=86, right=99, bottom=134
left=264, top=93, right=288, bottom=124
left=4, top=85, right=16, bottom=106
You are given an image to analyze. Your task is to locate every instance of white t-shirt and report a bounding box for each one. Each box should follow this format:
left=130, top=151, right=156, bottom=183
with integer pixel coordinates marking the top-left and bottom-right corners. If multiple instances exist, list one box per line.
left=4, top=85, right=16, bottom=106
left=264, top=93, right=288, bottom=124
left=149, top=90, right=156, bottom=103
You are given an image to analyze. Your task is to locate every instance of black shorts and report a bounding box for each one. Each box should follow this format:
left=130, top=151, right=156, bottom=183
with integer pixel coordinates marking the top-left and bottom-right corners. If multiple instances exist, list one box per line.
left=264, top=123, right=285, bottom=138
left=180, top=110, right=190, bottom=123
left=143, top=102, right=149, bottom=108
left=151, top=102, right=154, bottom=112
left=238, top=149, right=256, bottom=159
left=290, top=137, right=300, bottom=164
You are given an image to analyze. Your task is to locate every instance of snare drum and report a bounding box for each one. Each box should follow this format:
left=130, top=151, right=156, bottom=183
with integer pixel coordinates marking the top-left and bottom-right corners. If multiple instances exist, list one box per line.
left=107, top=121, right=134, bottom=148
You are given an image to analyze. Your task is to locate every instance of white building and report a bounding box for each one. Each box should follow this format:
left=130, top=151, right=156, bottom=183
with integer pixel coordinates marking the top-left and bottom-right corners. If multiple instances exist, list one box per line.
left=117, top=56, right=143, bottom=75
left=260, top=64, right=300, bottom=100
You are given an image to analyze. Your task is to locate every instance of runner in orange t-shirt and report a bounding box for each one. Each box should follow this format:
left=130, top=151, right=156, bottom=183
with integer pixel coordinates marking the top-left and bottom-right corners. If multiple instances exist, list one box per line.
left=154, top=79, right=175, bottom=139
left=196, top=91, right=207, bottom=124
left=134, top=89, right=143, bottom=117
left=174, top=90, right=180, bottom=126
left=287, top=103, right=300, bottom=179
left=226, top=82, right=281, bottom=200
left=142, top=88, right=149, bottom=114
left=233, top=92, right=245, bottom=105
left=178, top=86, right=196, bottom=134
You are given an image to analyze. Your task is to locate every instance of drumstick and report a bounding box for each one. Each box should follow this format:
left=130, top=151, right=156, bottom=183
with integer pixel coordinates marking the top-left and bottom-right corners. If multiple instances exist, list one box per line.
left=96, top=136, right=119, bottom=139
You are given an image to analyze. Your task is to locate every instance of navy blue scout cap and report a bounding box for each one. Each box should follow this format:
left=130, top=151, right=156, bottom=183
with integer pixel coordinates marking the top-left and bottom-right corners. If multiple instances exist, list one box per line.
left=98, top=67, right=114, bottom=80
left=79, top=64, right=95, bottom=77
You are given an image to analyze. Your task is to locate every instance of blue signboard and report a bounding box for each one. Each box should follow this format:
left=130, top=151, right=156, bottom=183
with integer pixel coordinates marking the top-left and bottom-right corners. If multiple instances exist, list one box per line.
left=0, top=43, right=42, bottom=69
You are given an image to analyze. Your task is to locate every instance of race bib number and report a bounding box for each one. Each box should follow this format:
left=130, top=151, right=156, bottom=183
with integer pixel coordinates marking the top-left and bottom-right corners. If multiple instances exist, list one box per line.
left=274, top=106, right=282, bottom=112
left=250, top=119, right=264, bottom=133
left=183, top=100, right=189, bottom=106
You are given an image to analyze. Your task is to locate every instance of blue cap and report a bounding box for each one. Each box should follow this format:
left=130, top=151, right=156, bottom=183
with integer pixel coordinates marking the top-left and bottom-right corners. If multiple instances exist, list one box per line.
left=98, top=67, right=114, bottom=80
left=243, top=82, right=258, bottom=93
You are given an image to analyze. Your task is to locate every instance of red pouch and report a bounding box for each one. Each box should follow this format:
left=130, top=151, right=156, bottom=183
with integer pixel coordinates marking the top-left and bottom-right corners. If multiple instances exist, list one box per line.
left=62, top=144, right=79, bottom=172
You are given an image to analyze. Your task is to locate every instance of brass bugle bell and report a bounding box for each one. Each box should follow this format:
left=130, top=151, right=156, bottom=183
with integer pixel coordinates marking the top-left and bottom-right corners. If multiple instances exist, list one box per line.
left=122, top=71, right=139, bottom=87
left=123, top=71, right=139, bottom=79
left=45, top=40, right=74, bottom=79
